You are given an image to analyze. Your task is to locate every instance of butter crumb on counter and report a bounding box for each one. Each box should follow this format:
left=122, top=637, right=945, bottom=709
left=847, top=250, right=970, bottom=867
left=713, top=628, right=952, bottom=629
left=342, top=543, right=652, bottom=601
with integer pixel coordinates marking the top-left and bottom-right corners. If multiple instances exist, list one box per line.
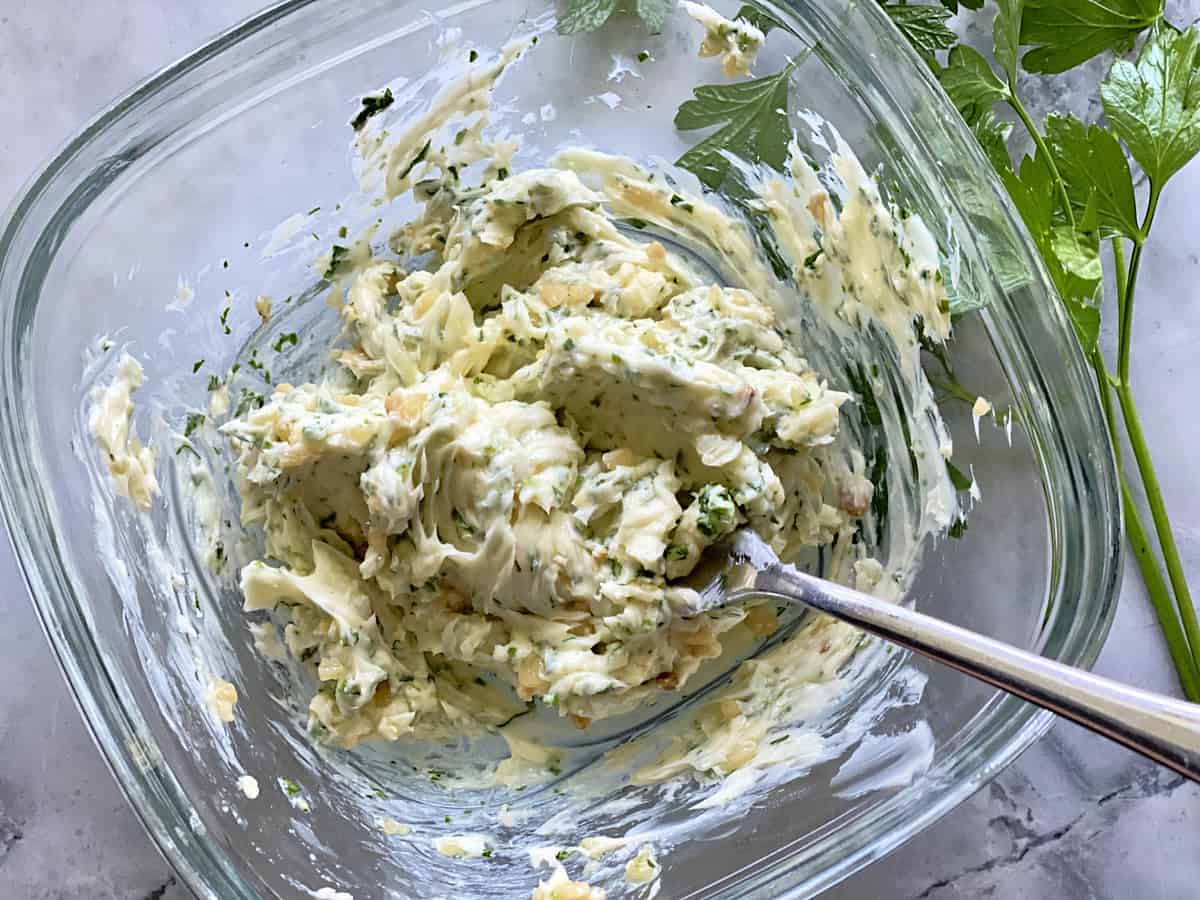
left=204, top=677, right=238, bottom=723
left=972, top=395, right=992, bottom=442
left=624, top=844, right=660, bottom=885
left=578, top=836, right=628, bottom=859
left=531, top=865, right=606, bottom=900
left=434, top=833, right=492, bottom=859
left=236, top=775, right=259, bottom=799
left=377, top=817, right=411, bottom=836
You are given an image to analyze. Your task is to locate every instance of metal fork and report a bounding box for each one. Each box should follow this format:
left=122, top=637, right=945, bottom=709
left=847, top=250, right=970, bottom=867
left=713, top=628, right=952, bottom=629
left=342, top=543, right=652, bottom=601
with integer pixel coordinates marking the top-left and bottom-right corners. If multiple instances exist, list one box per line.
left=689, top=529, right=1200, bottom=783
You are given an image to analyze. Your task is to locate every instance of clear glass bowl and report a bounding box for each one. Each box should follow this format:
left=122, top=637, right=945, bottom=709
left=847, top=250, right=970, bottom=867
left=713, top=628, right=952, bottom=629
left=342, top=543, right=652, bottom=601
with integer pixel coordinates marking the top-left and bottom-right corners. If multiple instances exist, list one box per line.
left=0, top=1, right=1121, bottom=897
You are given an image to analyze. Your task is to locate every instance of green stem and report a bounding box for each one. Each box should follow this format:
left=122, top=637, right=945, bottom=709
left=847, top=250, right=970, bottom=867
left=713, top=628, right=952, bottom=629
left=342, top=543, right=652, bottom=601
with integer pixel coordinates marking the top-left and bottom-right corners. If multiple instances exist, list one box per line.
left=1091, top=351, right=1123, bottom=471
left=1120, top=475, right=1200, bottom=701
left=1116, top=382, right=1200, bottom=670
left=1092, top=351, right=1200, bottom=699
left=1118, top=184, right=1159, bottom=386
left=1111, top=189, right=1200, bottom=671
left=1112, top=237, right=1128, bottom=328
left=1007, top=90, right=1076, bottom=230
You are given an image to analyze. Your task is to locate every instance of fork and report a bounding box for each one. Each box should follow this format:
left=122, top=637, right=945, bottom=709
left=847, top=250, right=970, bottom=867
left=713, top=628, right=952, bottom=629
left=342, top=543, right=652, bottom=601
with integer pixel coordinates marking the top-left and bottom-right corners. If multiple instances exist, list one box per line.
left=688, top=529, right=1200, bottom=783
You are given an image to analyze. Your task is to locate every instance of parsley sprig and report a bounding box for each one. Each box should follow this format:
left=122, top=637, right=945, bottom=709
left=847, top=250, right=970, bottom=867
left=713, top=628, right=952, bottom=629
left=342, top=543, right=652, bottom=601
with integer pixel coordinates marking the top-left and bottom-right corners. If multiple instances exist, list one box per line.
left=927, top=3, right=1200, bottom=698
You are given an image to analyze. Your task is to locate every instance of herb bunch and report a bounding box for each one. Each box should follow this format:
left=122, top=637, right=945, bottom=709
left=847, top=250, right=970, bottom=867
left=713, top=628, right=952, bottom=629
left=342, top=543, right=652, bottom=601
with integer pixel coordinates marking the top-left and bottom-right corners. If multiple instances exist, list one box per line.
left=928, top=0, right=1200, bottom=700
left=557, top=0, right=1200, bottom=698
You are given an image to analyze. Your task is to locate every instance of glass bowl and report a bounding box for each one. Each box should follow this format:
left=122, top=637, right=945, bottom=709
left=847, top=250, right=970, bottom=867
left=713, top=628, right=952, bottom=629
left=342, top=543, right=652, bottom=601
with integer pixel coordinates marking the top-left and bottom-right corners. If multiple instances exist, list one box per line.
left=0, top=0, right=1121, bottom=897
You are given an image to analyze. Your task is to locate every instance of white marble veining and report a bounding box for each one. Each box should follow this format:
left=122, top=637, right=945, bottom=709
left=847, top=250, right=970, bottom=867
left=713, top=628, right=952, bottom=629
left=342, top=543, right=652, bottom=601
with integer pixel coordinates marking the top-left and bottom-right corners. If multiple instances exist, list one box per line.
left=0, top=3, right=1196, bottom=898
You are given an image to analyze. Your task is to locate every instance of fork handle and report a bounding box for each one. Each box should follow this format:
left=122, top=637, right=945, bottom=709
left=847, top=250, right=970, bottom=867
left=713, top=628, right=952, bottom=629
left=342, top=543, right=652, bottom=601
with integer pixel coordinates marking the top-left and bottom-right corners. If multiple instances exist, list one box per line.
left=755, top=565, right=1200, bottom=783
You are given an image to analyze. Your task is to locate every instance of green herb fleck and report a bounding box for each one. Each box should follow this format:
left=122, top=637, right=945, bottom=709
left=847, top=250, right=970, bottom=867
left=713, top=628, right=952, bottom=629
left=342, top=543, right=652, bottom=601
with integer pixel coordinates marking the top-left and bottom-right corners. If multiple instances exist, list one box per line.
left=350, top=88, right=395, bottom=131
left=696, top=484, right=737, bottom=538
left=272, top=332, right=299, bottom=353
left=946, top=459, right=974, bottom=493
left=325, top=245, right=349, bottom=279
left=398, top=140, right=431, bottom=181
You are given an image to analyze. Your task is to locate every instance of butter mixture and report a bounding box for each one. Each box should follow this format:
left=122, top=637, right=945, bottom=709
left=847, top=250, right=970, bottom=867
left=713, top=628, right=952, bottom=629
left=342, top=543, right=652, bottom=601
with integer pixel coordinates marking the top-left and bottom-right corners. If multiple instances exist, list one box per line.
left=229, top=149, right=882, bottom=744
left=83, top=13, right=959, bottom=898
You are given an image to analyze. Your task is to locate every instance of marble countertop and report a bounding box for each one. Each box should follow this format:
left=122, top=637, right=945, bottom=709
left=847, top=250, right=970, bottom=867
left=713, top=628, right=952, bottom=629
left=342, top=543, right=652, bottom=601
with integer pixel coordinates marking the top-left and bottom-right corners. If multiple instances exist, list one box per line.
left=1, top=3, right=1196, bottom=898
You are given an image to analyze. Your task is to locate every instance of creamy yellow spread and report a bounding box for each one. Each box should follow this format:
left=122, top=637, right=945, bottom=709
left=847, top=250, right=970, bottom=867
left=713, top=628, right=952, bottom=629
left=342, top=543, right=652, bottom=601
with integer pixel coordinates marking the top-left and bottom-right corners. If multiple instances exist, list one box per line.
left=84, top=21, right=957, bottom=891
left=682, top=0, right=765, bottom=76
left=80, top=29, right=953, bottom=771
left=88, top=352, right=159, bottom=510
left=230, top=154, right=874, bottom=744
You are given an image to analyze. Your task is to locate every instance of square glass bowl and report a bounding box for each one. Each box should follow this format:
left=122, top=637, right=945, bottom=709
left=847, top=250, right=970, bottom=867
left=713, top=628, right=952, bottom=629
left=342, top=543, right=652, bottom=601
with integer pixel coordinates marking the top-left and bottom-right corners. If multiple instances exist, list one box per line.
left=0, top=1, right=1121, bottom=897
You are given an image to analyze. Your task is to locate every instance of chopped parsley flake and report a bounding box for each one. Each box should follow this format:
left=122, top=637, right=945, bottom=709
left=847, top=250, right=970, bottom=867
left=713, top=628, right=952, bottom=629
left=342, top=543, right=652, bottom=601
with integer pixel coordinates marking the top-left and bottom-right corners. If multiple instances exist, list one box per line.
left=350, top=88, right=394, bottom=131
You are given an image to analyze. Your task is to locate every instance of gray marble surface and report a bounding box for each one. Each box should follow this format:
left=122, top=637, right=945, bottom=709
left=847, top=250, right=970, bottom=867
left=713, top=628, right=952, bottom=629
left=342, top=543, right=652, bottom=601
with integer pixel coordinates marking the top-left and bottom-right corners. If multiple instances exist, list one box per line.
left=1, top=3, right=1197, bottom=898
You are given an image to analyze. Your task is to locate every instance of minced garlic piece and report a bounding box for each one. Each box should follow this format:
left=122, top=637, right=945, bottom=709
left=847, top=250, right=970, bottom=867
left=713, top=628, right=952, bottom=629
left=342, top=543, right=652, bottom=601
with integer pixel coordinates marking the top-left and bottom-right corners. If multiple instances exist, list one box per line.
left=205, top=677, right=238, bottom=723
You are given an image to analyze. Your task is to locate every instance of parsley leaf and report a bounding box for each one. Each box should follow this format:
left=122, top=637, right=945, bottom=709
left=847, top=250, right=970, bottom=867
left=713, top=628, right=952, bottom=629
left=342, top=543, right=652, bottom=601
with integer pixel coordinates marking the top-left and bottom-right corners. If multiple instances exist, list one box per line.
left=1063, top=296, right=1101, bottom=352
left=938, top=46, right=1010, bottom=124
left=883, top=4, right=956, bottom=64
left=557, top=0, right=618, bottom=33
left=1101, top=23, right=1200, bottom=191
left=736, top=4, right=788, bottom=36
left=937, top=0, right=984, bottom=9
left=993, top=0, right=1023, bottom=85
left=1001, top=151, right=1056, bottom=241
left=635, top=0, right=673, bottom=30
left=674, top=61, right=798, bottom=189
left=1001, top=152, right=1102, bottom=351
left=969, top=111, right=1015, bottom=176
left=559, top=0, right=671, bottom=33
left=1051, top=221, right=1102, bottom=287
left=1020, top=0, right=1163, bottom=75
left=1044, top=114, right=1139, bottom=240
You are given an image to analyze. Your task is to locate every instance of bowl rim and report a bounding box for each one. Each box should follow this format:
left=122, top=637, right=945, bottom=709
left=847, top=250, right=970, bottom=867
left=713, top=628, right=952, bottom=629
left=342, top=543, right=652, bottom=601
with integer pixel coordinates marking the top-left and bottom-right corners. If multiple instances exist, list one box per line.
left=0, top=1, right=1123, bottom=898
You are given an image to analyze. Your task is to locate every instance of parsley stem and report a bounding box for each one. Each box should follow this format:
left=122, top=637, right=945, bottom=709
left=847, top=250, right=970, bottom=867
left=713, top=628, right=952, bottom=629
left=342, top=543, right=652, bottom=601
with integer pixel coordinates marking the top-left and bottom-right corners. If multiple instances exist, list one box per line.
left=1110, top=185, right=1200, bottom=673
left=1006, top=90, right=1076, bottom=231
left=1111, top=237, right=1128, bottom=324
left=1092, top=351, right=1200, bottom=699
left=1120, top=473, right=1200, bottom=700
left=1116, top=379, right=1200, bottom=670
left=1118, top=183, right=1160, bottom=387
